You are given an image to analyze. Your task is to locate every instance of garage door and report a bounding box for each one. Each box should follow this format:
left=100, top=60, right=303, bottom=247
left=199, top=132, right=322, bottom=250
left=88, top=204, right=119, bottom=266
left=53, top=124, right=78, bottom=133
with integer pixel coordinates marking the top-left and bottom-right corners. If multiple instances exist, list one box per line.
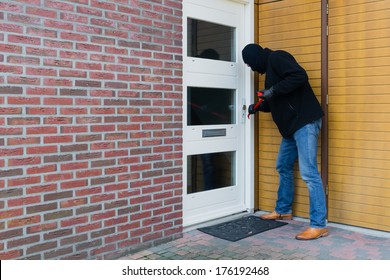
left=328, top=0, right=390, bottom=231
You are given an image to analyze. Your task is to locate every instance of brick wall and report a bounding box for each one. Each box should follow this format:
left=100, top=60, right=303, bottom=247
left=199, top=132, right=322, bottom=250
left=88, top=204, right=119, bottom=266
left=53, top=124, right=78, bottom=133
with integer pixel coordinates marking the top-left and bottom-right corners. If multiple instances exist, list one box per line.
left=0, top=0, right=183, bottom=260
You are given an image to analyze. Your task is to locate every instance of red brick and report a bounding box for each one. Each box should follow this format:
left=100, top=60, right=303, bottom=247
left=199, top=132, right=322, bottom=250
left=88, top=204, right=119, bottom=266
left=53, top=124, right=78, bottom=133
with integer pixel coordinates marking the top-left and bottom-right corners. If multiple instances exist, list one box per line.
left=26, top=223, right=56, bottom=235
left=27, top=27, right=57, bottom=38
left=153, top=206, right=173, bottom=216
left=8, top=35, right=41, bottom=45
left=0, top=209, right=23, bottom=219
left=8, top=176, right=41, bottom=187
left=60, top=162, right=88, bottom=171
left=131, top=226, right=152, bottom=238
left=26, top=6, right=56, bottom=17
left=45, top=0, right=74, bottom=11
left=8, top=76, right=41, bottom=85
left=0, top=147, right=23, bottom=157
left=8, top=156, right=41, bottom=166
left=26, top=241, right=57, bottom=255
left=44, top=172, right=73, bottom=182
left=26, top=184, right=57, bottom=194
left=44, top=135, right=73, bottom=144
left=44, top=78, right=73, bottom=87
left=60, top=50, right=88, bottom=60
left=104, top=216, right=128, bottom=227
left=7, top=117, right=40, bottom=126
left=0, top=65, right=23, bottom=74
left=76, top=169, right=102, bottom=178
left=90, top=193, right=115, bottom=204
left=60, top=13, right=88, bottom=24
left=142, top=216, right=163, bottom=227
left=8, top=235, right=40, bottom=248
left=44, top=19, right=73, bottom=30
left=60, top=108, right=87, bottom=116
left=27, top=107, right=57, bottom=115
left=26, top=165, right=57, bottom=175
left=143, top=231, right=163, bottom=242
left=117, top=189, right=140, bottom=199
left=61, top=216, right=88, bottom=227
left=8, top=215, right=41, bottom=228
left=27, top=146, right=57, bottom=155
left=76, top=222, right=101, bottom=234
left=105, top=166, right=128, bottom=175
left=167, top=219, right=183, bottom=231
left=142, top=201, right=163, bottom=211
left=103, top=182, right=128, bottom=192
left=0, top=43, right=23, bottom=54
left=163, top=211, right=182, bottom=221
left=26, top=88, right=57, bottom=96
left=61, top=180, right=89, bottom=191
left=0, top=250, right=22, bottom=260
left=130, top=211, right=152, bottom=222
left=0, top=107, right=22, bottom=115
left=104, top=232, right=128, bottom=244
left=60, top=198, right=87, bottom=208
left=43, top=97, right=73, bottom=106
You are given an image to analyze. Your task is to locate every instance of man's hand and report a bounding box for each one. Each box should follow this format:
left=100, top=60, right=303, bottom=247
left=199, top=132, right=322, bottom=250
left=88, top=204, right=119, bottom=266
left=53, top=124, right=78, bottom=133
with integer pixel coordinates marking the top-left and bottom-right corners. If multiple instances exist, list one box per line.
left=248, top=103, right=259, bottom=115
left=258, top=87, right=274, bottom=100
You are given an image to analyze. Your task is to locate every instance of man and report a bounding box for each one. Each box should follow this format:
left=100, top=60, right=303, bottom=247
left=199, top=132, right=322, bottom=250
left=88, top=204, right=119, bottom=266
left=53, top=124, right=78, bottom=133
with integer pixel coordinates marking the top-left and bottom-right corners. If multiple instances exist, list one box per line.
left=242, top=43, right=328, bottom=240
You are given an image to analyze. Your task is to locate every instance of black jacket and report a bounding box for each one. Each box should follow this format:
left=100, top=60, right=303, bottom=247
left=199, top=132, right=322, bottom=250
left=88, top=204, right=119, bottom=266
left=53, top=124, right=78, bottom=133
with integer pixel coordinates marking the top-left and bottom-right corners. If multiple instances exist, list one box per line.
left=242, top=45, right=324, bottom=138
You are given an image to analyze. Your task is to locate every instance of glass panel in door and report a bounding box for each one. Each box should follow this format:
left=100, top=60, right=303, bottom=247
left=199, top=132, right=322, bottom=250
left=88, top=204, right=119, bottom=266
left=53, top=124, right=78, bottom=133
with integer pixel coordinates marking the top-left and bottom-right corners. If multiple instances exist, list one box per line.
left=187, top=18, right=235, bottom=62
left=187, top=151, right=236, bottom=193
left=187, top=87, right=235, bottom=126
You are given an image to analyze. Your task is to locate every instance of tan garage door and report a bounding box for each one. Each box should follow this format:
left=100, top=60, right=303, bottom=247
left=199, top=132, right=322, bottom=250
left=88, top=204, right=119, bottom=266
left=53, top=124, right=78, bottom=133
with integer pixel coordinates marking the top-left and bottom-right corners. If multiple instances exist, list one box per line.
left=328, top=0, right=390, bottom=231
left=256, top=0, right=322, bottom=218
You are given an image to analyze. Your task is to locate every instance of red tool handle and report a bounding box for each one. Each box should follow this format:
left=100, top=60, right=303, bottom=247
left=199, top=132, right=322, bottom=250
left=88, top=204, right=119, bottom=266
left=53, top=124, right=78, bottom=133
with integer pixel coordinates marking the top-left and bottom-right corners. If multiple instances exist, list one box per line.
left=247, top=91, right=265, bottom=119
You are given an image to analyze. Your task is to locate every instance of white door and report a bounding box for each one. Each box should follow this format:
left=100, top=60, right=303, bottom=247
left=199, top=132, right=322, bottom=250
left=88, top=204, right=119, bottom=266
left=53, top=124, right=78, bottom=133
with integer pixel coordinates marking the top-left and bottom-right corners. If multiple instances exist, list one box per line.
left=183, top=0, right=251, bottom=226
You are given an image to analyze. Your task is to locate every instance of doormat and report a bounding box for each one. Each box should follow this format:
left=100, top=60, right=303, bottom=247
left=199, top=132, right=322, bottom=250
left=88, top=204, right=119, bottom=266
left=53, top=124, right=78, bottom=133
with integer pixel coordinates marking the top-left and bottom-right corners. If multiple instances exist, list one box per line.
left=198, top=215, right=288, bottom=242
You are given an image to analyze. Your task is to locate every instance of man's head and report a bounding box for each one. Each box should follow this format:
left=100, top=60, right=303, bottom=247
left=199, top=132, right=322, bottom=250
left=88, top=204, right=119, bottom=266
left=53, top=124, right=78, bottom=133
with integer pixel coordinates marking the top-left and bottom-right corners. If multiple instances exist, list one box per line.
left=242, top=44, right=268, bottom=74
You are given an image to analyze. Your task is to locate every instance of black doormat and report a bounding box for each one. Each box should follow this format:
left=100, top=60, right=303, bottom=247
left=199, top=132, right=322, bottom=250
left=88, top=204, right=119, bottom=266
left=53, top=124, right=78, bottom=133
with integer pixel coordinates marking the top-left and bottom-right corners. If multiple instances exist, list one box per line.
left=198, top=215, right=288, bottom=242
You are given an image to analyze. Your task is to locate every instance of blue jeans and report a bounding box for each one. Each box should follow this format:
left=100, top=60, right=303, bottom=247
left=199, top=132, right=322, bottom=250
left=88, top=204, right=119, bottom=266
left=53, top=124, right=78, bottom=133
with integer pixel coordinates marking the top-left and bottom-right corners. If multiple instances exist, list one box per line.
left=274, top=118, right=327, bottom=228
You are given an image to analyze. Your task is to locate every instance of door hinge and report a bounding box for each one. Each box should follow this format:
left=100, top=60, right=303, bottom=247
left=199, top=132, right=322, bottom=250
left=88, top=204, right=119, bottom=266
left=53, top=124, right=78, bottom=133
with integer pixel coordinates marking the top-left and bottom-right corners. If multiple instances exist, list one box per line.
left=326, top=183, right=329, bottom=195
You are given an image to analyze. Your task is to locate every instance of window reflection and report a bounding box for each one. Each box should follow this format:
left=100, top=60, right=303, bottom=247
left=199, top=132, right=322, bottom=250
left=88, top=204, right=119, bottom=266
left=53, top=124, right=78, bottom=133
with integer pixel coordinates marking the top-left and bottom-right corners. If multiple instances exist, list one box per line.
left=187, top=151, right=236, bottom=193
left=187, top=18, right=235, bottom=62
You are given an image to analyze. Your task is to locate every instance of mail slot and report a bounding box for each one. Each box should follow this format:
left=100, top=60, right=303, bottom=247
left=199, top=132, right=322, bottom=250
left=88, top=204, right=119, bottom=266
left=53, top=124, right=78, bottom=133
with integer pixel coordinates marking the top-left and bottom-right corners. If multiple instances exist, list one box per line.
left=202, top=128, right=226, bottom=138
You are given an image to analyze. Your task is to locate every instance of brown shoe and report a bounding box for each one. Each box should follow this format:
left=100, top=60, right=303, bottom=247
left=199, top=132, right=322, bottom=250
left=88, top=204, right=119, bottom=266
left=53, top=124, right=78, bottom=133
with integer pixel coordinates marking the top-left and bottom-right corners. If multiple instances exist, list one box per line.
left=260, top=211, right=292, bottom=220
left=295, top=227, right=329, bottom=240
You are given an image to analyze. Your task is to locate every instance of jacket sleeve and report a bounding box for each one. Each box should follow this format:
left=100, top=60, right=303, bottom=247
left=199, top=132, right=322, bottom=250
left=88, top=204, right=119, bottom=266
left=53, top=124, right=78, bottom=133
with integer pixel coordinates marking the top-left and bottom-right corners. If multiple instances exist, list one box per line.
left=258, top=100, right=270, bottom=112
left=269, top=51, right=308, bottom=95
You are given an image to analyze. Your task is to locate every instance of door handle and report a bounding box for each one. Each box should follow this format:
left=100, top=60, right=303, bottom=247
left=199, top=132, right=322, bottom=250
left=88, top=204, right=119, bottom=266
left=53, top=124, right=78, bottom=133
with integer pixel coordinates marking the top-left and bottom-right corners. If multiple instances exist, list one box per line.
left=241, top=104, right=247, bottom=123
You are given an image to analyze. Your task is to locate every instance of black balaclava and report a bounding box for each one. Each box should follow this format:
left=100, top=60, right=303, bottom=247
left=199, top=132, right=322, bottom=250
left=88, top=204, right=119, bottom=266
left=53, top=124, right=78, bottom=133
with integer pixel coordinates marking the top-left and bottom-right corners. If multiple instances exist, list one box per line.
left=242, top=44, right=269, bottom=74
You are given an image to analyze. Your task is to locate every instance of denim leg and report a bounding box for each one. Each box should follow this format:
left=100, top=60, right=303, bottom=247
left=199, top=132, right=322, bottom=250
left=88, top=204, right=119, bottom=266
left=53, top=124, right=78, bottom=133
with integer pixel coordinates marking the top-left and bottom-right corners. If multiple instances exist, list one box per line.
left=275, top=136, right=298, bottom=214
left=294, top=119, right=327, bottom=228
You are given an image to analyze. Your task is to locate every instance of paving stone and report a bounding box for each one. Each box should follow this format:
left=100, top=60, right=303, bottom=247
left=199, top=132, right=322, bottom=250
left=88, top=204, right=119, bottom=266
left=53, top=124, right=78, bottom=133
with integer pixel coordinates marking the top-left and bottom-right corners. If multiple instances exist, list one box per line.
left=118, top=217, right=390, bottom=260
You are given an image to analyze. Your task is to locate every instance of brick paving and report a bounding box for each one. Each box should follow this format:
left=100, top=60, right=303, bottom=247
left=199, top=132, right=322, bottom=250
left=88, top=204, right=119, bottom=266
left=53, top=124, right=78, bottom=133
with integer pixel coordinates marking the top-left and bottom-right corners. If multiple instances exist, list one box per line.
left=119, top=214, right=390, bottom=260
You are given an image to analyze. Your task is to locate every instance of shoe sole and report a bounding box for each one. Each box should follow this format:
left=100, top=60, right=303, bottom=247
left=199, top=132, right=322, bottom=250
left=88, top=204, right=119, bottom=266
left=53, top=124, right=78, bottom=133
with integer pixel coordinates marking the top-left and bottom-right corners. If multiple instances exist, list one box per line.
left=295, top=231, right=329, bottom=241
left=260, top=215, right=292, bottom=220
